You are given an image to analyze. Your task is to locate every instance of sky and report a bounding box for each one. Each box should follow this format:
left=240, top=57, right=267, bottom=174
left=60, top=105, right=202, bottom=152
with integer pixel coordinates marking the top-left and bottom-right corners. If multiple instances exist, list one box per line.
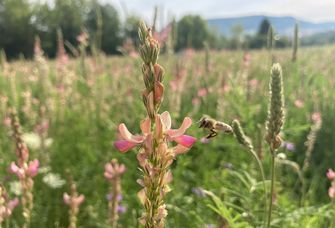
left=101, top=0, right=335, bottom=23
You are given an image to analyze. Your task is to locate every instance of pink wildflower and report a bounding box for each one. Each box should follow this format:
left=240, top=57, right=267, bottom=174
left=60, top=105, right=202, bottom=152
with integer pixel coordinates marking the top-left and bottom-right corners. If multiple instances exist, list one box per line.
left=311, top=112, right=321, bottom=122
left=104, top=161, right=126, bottom=181
left=294, top=99, right=304, bottom=108
left=9, top=162, right=25, bottom=179
left=26, top=159, right=39, bottom=177
left=114, top=118, right=151, bottom=153
left=327, top=169, right=335, bottom=180
left=63, top=193, right=85, bottom=207
left=114, top=112, right=196, bottom=155
left=192, top=97, right=201, bottom=105
left=197, top=88, right=208, bottom=97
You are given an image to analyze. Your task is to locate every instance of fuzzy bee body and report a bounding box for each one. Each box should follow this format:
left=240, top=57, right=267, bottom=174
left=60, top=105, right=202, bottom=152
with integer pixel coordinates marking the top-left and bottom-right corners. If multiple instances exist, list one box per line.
left=199, top=116, right=233, bottom=139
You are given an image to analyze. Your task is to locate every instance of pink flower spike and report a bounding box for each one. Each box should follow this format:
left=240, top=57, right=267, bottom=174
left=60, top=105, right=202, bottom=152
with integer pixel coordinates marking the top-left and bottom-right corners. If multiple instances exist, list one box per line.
left=167, top=117, right=192, bottom=138
left=27, top=159, right=39, bottom=177
left=327, top=169, right=335, bottom=180
left=114, top=140, right=137, bottom=153
left=173, top=135, right=197, bottom=148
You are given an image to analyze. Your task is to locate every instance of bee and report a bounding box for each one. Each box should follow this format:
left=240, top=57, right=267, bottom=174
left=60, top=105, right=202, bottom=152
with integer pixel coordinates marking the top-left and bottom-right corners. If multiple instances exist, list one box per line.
left=198, top=115, right=233, bottom=139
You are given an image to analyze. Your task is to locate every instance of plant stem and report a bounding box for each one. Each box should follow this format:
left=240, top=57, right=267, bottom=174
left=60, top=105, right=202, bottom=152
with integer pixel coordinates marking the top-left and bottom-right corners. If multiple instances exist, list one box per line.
left=249, top=150, right=267, bottom=226
left=267, top=154, right=276, bottom=228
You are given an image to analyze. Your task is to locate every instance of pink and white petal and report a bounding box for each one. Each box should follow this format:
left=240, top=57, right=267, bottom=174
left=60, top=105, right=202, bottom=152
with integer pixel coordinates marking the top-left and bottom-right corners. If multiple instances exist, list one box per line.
left=8, top=198, right=19, bottom=210
left=104, top=163, right=114, bottom=173
left=9, top=162, right=19, bottom=173
left=137, top=150, right=147, bottom=167
left=118, top=124, right=144, bottom=143
left=172, top=144, right=191, bottom=156
left=143, top=134, right=153, bottom=154
left=155, top=114, right=164, bottom=139
left=167, top=117, right=193, bottom=138
left=162, top=171, right=173, bottom=184
left=154, top=82, right=164, bottom=102
left=104, top=171, right=114, bottom=180
left=160, top=111, right=171, bottom=130
left=27, top=159, right=39, bottom=177
left=137, top=189, right=147, bottom=205
left=114, top=140, right=138, bottom=153
left=173, top=135, right=197, bottom=148
left=63, top=193, right=71, bottom=205
left=74, top=194, right=85, bottom=206
left=140, top=118, right=151, bottom=135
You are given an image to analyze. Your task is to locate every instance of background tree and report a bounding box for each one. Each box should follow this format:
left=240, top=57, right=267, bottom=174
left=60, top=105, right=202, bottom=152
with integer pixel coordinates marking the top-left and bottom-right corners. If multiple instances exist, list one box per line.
left=34, top=0, right=86, bottom=57
left=0, top=0, right=35, bottom=58
left=123, top=16, right=141, bottom=47
left=249, top=18, right=271, bottom=49
left=86, top=2, right=122, bottom=54
left=176, top=15, right=210, bottom=51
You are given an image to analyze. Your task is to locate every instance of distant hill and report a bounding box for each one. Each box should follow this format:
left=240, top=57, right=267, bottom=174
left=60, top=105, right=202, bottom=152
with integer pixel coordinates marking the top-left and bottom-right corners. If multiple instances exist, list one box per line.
left=207, top=15, right=335, bottom=37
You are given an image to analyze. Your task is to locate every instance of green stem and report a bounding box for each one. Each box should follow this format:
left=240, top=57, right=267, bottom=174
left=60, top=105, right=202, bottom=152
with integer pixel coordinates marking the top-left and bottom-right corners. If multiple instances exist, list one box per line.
left=267, top=155, right=276, bottom=228
left=249, top=150, right=267, bottom=226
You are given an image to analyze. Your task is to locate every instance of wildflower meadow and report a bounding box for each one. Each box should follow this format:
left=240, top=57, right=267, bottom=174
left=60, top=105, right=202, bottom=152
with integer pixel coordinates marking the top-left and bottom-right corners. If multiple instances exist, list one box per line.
left=1, top=10, right=335, bottom=228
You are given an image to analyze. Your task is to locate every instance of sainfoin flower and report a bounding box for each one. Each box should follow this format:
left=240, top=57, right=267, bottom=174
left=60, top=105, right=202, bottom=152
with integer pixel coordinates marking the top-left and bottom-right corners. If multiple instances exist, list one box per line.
left=114, top=111, right=196, bottom=155
left=327, top=169, right=335, bottom=180
left=104, top=160, right=126, bottom=180
left=9, top=159, right=39, bottom=179
left=63, top=193, right=85, bottom=207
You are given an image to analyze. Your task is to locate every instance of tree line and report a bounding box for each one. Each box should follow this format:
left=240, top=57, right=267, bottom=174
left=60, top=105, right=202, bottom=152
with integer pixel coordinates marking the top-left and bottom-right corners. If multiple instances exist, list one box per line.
left=0, top=0, right=292, bottom=59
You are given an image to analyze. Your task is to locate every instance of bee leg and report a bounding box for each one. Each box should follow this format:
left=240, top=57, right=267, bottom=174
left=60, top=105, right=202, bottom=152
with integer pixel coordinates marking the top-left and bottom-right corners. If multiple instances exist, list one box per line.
left=206, top=130, right=217, bottom=139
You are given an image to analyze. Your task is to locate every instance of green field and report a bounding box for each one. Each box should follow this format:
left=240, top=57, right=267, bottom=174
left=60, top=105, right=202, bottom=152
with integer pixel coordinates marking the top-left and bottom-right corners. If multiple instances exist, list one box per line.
left=1, top=43, right=335, bottom=227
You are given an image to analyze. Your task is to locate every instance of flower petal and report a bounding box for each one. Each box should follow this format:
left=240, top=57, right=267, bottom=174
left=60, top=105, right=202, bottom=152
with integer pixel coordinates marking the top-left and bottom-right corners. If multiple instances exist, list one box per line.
left=27, top=159, right=39, bottom=177
left=140, top=118, right=151, bottom=135
left=137, top=189, right=147, bottom=205
left=154, top=82, right=164, bottom=103
left=9, top=162, right=25, bottom=179
left=118, top=124, right=144, bottom=143
left=114, top=140, right=138, bottom=153
left=161, top=111, right=171, bottom=130
left=74, top=194, right=85, bottom=206
left=155, top=114, right=163, bottom=139
left=174, top=135, right=196, bottom=148
left=167, top=117, right=192, bottom=138
left=63, top=193, right=71, bottom=205
left=172, top=144, right=191, bottom=156
left=8, top=198, right=19, bottom=210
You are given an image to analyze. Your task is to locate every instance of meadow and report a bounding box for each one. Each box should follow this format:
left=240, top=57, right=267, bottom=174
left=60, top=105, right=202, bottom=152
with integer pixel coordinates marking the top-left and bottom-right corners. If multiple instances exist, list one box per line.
left=0, top=28, right=335, bottom=227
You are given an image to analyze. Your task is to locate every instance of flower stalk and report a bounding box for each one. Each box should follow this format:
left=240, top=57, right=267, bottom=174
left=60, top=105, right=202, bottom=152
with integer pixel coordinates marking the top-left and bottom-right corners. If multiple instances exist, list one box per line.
left=0, top=185, right=19, bottom=225
left=104, top=159, right=126, bottom=228
left=114, top=21, right=196, bottom=228
left=63, top=177, right=85, bottom=228
left=9, top=109, right=39, bottom=228
left=265, top=63, right=285, bottom=228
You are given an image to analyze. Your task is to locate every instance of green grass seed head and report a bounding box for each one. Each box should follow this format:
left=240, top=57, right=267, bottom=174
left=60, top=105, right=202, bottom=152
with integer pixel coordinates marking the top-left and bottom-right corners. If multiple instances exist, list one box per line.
left=266, top=63, right=285, bottom=151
